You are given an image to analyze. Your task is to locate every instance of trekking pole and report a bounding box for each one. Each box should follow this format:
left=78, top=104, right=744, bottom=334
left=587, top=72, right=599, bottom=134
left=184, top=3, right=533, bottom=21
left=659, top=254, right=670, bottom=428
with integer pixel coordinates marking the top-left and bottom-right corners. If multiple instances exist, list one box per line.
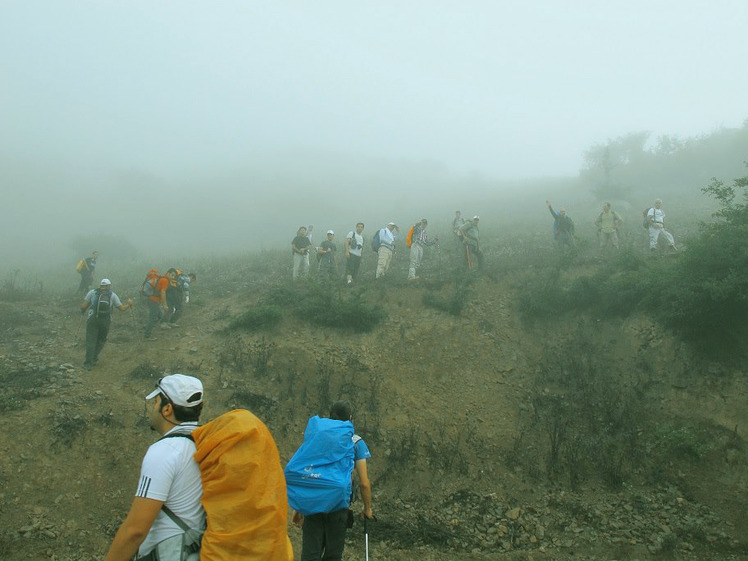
left=364, top=516, right=369, bottom=561
left=465, top=244, right=473, bottom=270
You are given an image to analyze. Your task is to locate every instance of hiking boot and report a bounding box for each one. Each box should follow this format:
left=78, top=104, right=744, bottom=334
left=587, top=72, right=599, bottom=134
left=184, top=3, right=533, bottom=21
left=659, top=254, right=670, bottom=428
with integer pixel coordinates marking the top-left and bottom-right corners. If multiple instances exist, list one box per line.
left=160, top=323, right=172, bottom=330
left=82, top=363, right=93, bottom=371
left=169, top=322, right=180, bottom=328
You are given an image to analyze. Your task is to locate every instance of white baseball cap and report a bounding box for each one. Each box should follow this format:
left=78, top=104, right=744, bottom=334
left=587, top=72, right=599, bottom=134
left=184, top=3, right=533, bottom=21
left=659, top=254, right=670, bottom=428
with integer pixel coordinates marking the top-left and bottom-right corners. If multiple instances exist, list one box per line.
left=145, top=374, right=204, bottom=407
left=100, top=278, right=112, bottom=286
left=327, top=229, right=334, bottom=235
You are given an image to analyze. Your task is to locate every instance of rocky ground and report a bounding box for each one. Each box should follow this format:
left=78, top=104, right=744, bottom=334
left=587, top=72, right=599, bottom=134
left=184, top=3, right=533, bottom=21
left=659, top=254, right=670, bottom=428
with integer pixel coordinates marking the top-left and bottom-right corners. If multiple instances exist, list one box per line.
left=0, top=260, right=746, bottom=560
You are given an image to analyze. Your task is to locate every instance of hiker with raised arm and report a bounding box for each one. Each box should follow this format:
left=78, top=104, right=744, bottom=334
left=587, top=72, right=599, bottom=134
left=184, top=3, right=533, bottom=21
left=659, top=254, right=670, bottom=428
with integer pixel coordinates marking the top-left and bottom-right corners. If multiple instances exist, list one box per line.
left=407, top=218, right=437, bottom=281
left=80, top=278, right=132, bottom=370
left=595, top=202, right=624, bottom=251
left=646, top=198, right=677, bottom=252
left=458, top=215, right=483, bottom=269
left=76, top=250, right=98, bottom=295
left=344, top=222, right=365, bottom=286
left=547, top=200, right=575, bottom=249
left=292, top=226, right=313, bottom=280
left=286, top=400, right=374, bottom=561
left=104, top=374, right=205, bottom=561
left=375, top=222, right=398, bottom=279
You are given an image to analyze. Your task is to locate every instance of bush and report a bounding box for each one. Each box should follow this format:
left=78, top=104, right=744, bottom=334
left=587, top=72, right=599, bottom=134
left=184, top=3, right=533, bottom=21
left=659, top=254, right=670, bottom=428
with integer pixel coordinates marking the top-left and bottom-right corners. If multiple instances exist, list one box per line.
left=517, top=165, right=748, bottom=359
left=526, top=333, right=649, bottom=489
left=295, top=287, right=386, bottom=333
left=650, top=168, right=748, bottom=354
left=422, top=271, right=474, bottom=316
left=228, top=305, right=283, bottom=332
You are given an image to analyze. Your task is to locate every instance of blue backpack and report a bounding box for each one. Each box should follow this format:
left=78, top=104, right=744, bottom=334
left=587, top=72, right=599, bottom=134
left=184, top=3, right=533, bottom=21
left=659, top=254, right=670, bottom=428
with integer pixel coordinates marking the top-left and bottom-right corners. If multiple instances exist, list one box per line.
left=371, top=229, right=382, bottom=252
left=284, top=416, right=354, bottom=516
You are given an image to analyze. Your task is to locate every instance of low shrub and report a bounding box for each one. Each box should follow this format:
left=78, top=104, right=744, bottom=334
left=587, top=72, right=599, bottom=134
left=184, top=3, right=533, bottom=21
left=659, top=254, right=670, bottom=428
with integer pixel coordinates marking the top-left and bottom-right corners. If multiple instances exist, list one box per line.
left=227, top=305, right=283, bottom=332
left=295, top=290, right=386, bottom=332
left=422, top=272, right=474, bottom=316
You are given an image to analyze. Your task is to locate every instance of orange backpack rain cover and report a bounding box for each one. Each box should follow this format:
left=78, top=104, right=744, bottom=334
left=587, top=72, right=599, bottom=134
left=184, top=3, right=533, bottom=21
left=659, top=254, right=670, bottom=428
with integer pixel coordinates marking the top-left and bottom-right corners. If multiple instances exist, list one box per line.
left=192, top=409, right=293, bottom=561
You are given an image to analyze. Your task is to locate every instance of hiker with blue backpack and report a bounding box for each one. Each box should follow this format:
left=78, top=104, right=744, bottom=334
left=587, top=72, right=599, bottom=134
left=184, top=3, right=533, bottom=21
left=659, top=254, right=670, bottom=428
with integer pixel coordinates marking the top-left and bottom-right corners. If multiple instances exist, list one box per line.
left=374, top=222, right=399, bottom=279
left=80, top=278, right=132, bottom=371
left=286, top=400, right=374, bottom=561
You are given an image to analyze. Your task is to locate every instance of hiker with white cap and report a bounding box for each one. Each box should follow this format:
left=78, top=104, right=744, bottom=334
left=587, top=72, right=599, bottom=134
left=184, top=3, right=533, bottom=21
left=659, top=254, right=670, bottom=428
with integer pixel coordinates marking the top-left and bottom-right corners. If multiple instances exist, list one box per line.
left=375, top=222, right=399, bottom=279
left=105, top=374, right=205, bottom=561
left=79, top=278, right=133, bottom=370
left=317, top=230, right=338, bottom=280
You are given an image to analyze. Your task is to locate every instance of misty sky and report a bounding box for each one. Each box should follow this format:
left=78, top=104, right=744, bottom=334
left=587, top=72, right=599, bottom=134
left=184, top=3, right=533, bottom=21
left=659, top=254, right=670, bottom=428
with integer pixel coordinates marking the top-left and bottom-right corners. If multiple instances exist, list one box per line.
left=3, top=1, right=747, bottom=178
left=1, top=1, right=747, bottom=265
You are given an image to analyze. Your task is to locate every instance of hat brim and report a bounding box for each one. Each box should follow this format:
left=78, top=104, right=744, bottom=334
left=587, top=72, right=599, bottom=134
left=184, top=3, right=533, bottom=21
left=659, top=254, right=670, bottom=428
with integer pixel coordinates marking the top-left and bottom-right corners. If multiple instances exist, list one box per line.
left=145, top=388, right=160, bottom=400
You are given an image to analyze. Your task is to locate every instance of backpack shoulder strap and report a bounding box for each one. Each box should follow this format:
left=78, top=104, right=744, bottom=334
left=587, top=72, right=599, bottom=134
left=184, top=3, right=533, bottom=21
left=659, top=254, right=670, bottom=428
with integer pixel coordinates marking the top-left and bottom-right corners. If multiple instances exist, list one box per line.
left=158, top=432, right=195, bottom=442
left=162, top=505, right=192, bottom=532
left=157, top=431, right=198, bottom=532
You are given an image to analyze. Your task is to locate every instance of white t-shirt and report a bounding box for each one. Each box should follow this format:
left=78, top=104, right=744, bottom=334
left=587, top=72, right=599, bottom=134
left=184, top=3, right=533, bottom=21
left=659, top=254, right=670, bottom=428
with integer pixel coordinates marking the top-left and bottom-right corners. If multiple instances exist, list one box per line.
left=647, top=207, right=666, bottom=225
left=346, top=232, right=364, bottom=257
left=136, top=423, right=205, bottom=557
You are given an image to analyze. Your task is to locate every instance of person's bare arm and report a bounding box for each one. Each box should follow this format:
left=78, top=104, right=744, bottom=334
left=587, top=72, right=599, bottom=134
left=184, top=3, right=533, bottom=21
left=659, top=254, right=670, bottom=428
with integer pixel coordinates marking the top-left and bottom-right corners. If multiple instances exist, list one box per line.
left=104, top=497, right=163, bottom=561
left=355, top=459, right=373, bottom=519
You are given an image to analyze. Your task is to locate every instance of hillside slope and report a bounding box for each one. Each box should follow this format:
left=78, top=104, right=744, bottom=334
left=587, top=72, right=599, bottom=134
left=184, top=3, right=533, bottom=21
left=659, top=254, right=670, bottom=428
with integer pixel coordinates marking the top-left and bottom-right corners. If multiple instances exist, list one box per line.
left=0, top=269, right=746, bottom=560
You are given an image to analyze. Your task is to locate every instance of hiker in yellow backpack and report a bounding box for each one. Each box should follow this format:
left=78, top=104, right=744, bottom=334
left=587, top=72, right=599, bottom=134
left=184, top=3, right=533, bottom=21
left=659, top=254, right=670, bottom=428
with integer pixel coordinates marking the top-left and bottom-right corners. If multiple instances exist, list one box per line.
left=76, top=251, right=98, bottom=295
left=105, top=374, right=205, bottom=561
left=407, top=218, right=437, bottom=281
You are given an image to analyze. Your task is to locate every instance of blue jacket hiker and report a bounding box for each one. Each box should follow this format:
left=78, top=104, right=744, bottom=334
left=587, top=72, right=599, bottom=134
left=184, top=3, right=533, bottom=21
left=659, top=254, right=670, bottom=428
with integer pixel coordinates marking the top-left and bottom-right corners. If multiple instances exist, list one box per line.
left=286, top=400, right=373, bottom=561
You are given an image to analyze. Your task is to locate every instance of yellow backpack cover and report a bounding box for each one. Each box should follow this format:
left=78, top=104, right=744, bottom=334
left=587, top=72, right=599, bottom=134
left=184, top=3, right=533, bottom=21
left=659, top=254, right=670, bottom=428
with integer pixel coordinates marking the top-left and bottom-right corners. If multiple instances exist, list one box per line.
left=192, top=409, right=293, bottom=561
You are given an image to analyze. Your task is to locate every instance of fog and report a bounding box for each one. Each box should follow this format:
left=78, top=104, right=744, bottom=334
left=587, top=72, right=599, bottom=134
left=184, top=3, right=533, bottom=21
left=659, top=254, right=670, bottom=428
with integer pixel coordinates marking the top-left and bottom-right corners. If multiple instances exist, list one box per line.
left=1, top=1, right=747, bottom=265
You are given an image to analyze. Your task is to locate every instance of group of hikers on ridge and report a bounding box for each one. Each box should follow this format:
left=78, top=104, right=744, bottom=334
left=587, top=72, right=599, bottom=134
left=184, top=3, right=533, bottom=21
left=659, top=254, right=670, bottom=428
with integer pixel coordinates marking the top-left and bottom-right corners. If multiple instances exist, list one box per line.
left=104, top=373, right=372, bottom=561
left=291, top=213, right=485, bottom=284
left=289, top=197, right=675, bottom=286
left=546, top=198, right=677, bottom=253
left=76, top=256, right=196, bottom=370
